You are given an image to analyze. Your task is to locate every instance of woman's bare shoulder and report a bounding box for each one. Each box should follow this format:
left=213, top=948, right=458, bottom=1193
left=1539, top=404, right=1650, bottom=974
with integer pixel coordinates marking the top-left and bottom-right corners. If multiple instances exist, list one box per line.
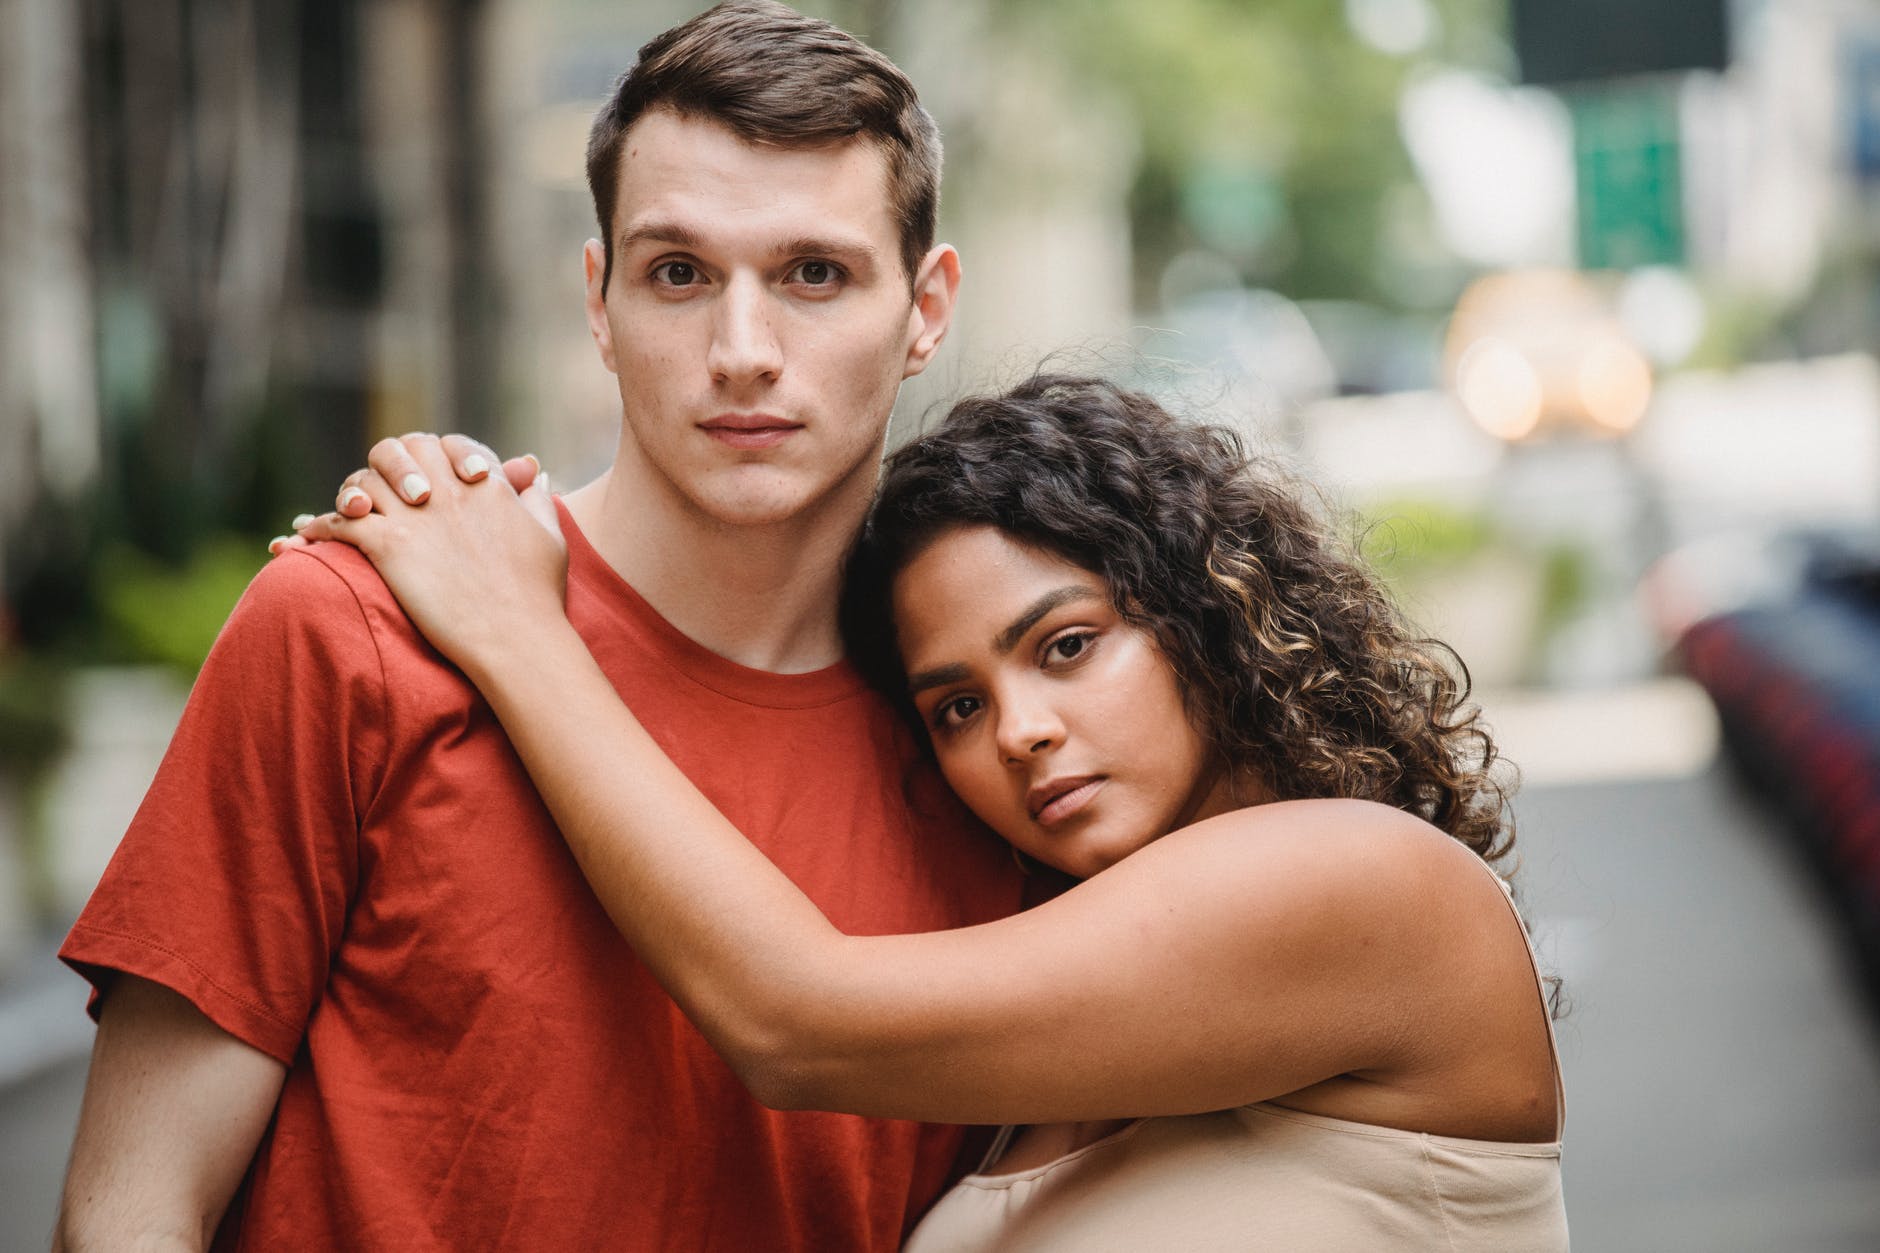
left=1127, top=798, right=1509, bottom=954
left=1163, top=797, right=1487, bottom=881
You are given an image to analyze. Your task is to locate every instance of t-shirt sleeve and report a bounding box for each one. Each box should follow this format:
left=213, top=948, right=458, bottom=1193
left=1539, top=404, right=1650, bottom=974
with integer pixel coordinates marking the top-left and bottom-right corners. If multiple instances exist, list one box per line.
left=59, top=549, right=389, bottom=1063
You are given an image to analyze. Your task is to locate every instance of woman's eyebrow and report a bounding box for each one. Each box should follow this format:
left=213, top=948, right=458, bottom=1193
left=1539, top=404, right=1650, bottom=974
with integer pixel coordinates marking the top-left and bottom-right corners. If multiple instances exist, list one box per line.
left=993, top=586, right=1103, bottom=653
left=905, top=662, right=970, bottom=696
left=904, top=586, right=1103, bottom=696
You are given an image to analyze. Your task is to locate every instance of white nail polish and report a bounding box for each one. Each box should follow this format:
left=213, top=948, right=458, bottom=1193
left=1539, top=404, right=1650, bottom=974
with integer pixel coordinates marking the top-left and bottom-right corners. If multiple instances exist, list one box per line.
left=338, top=487, right=368, bottom=511
left=268, top=536, right=289, bottom=553
left=292, top=513, right=315, bottom=530
left=462, top=454, right=490, bottom=478
left=403, top=473, right=431, bottom=502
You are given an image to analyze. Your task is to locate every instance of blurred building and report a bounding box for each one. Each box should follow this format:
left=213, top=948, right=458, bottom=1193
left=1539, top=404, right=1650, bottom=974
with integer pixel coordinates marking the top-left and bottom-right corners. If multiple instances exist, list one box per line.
left=0, top=0, right=511, bottom=624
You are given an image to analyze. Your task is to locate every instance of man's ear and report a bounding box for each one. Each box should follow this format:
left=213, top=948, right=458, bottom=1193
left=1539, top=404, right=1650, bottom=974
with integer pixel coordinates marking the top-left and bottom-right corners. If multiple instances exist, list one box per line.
left=902, top=244, right=961, bottom=381
left=583, top=239, right=619, bottom=375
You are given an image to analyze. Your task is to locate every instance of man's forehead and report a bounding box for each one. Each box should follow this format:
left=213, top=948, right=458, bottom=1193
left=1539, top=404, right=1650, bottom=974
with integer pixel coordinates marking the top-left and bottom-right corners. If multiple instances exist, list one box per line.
left=613, top=110, right=898, bottom=243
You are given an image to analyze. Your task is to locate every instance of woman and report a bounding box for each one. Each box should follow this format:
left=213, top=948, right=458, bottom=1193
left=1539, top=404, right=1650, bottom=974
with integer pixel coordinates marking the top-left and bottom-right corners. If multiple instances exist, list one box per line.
left=293, top=374, right=1565, bottom=1249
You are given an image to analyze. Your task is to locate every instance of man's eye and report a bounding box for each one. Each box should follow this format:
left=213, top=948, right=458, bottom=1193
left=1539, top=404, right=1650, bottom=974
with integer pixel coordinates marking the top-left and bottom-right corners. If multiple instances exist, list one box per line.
left=653, top=261, right=700, bottom=286
left=791, top=260, right=841, bottom=287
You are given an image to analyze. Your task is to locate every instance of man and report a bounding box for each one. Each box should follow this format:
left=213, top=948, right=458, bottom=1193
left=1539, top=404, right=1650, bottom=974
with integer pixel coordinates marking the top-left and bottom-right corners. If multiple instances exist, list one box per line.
left=55, top=3, right=1023, bottom=1248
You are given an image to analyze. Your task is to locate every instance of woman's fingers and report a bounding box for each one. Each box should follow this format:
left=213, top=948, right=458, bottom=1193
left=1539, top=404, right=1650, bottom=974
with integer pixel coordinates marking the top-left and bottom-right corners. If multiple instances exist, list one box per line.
left=290, top=512, right=348, bottom=545
left=502, top=454, right=541, bottom=495
left=338, top=468, right=403, bottom=523
left=335, top=467, right=374, bottom=518
left=272, top=435, right=541, bottom=557
left=516, top=472, right=563, bottom=541
left=400, top=434, right=466, bottom=497
left=296, top=470, right=401, bottom=556
left=367, top=435, right=436, bottom=505
left=439, top=434, right=502, bottom=484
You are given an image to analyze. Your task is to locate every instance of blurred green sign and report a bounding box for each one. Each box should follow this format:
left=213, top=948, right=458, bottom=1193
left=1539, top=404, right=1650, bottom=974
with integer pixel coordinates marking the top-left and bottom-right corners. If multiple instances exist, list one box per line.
left=1570, top=85, right=1684, bottom=270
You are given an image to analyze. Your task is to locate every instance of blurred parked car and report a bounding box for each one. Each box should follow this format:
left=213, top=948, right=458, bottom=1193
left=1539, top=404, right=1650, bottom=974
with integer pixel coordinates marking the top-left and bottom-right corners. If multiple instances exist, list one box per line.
left=1665, top=530, right=1880, bottom=999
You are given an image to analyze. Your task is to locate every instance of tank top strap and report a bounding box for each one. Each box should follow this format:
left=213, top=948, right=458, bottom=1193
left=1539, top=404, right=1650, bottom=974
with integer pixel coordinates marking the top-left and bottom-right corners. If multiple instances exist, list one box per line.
left=978, top=1124, right=1019, bottom=1173
left=1479, top=861, right=1566, bottom=1139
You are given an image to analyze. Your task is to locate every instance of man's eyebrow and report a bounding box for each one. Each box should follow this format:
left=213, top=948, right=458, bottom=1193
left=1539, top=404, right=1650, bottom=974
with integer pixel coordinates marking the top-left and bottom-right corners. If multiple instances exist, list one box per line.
left=613, top=225, right=879, bottom=266
left=994, top=586, right=1104, bottom=654
left=616, top=221, right=705, bottom=252
left=775, top=235, right=879, bottom=264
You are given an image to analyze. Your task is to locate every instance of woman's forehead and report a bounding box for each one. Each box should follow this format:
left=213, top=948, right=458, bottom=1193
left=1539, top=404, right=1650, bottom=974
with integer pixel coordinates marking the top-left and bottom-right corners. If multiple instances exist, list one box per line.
left=891, top=528, right=1107, bottom=655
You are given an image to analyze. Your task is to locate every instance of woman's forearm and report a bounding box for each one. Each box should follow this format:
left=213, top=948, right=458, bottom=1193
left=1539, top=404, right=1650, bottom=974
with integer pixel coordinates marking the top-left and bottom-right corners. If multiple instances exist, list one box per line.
left=462, top=624, right=852, bottom=1101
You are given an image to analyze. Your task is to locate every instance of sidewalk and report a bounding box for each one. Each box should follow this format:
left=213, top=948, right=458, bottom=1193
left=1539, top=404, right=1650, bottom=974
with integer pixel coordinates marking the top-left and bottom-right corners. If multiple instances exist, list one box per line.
left=1517, top=769, right=1880, bottom=1250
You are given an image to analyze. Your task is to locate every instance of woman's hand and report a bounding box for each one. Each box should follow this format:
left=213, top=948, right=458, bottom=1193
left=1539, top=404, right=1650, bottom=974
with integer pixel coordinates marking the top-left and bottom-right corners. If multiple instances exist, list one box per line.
left=268, top=434, right=541, bottom=553
left=284, top=434, right=569, bottom=682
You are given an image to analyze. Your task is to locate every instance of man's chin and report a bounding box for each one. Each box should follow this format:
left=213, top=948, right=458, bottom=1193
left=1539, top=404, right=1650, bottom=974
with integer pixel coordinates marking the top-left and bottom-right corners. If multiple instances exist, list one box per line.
left=685, top=483, right=851, bottom=530
left=684, top=463, right=880, bottom=531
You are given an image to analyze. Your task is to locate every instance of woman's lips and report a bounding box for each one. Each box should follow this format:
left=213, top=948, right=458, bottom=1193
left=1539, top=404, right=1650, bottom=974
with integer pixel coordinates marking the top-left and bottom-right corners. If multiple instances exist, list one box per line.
left=1033, top=778, right=1105, bottom=827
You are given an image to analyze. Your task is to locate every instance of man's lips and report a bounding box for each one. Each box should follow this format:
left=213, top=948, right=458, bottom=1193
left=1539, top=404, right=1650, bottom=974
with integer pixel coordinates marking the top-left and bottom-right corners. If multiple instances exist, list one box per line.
left=699, top=414, right=803, bottom=449
left=1029, top=776, right=1105, bottom=827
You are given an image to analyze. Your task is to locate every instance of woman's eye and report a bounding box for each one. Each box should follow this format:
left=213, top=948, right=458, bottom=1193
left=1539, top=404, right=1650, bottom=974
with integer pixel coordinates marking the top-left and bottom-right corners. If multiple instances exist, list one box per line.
left=935, top=695, right=982, bottom=729
left=1046, top=632, right=1095, bottom=665
left=653, top=261, right=700, bottom=287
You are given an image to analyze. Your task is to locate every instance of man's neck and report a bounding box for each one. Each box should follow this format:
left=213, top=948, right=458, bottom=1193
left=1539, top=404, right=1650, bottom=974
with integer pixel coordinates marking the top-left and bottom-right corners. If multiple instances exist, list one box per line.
left=560, top=459, right=870, bottom=676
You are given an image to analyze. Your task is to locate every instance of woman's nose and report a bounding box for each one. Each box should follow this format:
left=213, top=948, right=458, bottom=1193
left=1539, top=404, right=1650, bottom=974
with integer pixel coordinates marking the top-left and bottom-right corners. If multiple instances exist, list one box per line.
left=995, top=696, right=1063, bottom=765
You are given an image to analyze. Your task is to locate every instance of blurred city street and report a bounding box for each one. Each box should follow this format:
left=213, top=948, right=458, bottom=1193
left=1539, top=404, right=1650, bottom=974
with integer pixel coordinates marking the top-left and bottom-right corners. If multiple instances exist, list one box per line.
left=1522, top=764, right=1880, bottom=1252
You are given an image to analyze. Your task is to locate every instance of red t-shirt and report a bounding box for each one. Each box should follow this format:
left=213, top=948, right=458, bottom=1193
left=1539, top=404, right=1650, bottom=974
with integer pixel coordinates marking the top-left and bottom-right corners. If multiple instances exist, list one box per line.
left=61, top=503, right=1023, bottom=1251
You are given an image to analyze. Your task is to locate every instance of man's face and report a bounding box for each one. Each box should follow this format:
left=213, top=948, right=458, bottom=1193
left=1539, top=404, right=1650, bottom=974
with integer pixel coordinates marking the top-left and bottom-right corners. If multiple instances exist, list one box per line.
left=584, top=109, right=956, bottom=529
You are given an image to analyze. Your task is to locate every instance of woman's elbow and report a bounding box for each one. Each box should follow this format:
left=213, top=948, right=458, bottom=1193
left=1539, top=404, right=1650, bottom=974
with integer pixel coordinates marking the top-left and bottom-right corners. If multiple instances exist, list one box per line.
left=710, top=1012, right=837, bottom=1111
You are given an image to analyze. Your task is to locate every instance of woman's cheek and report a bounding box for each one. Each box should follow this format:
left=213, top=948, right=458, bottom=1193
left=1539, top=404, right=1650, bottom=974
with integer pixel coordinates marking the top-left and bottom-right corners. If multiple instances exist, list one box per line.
left=938, top=747, right=1004, bottom=828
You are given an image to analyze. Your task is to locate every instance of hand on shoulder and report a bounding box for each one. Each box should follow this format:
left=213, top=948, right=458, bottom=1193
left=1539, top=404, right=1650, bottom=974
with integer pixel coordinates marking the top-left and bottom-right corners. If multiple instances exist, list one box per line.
left=272, top=433, right=570, bottom=677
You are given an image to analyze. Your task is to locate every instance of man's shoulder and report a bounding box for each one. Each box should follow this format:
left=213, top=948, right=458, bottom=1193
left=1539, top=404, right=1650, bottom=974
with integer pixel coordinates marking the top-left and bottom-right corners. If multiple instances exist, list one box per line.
left=253, top=542, right=396, bottom=613
left=235, top=544, right=432, bottom=651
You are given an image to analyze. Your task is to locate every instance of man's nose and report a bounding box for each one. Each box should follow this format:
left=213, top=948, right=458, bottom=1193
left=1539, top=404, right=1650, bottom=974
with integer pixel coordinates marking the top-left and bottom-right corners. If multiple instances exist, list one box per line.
left=707, top=275, right=783, bottom=387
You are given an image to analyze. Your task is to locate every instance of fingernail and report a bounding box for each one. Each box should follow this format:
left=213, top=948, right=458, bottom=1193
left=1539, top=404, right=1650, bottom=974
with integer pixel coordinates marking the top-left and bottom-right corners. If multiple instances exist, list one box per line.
left=462, top=454, right=491, bottom=478
left=402, top=473, right=431, bottom=503
left=523, top=454, right=542, bottom=478
left=338, top=487, right=368, bottom=513
left=292, top=513, right=315, bottom=530
left=268, top=536, right=289, bottom=554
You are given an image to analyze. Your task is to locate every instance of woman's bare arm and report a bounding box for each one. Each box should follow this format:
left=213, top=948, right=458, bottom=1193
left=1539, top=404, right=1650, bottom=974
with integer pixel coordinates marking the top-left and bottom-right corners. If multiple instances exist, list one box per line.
left=474, top=621, right=1475, bottom=1122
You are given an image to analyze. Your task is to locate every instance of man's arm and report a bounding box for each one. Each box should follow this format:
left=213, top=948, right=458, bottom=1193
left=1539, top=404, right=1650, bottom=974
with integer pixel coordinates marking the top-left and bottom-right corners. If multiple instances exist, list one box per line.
left=56, top=976, right=286, bottom=1253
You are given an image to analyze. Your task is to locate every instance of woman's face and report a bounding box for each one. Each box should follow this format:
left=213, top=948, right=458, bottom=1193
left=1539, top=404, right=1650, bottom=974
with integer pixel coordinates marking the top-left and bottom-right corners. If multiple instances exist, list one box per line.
left=892, top=525, right=1240, bottom=878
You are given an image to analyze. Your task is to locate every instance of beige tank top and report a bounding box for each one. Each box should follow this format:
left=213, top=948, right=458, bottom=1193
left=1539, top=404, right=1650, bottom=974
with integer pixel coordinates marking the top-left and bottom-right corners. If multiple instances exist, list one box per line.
left=903, top=870, right=1567, bottom=1253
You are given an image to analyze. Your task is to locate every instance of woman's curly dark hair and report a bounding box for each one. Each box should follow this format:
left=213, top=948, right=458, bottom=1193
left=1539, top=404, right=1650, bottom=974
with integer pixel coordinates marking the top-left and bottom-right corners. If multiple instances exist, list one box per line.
left=842, top=373, right=1515, bottom=866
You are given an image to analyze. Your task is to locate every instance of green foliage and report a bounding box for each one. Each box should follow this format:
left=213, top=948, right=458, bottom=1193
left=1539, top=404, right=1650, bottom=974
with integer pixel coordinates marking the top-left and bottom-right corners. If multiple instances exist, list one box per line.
left=1356, top=496, right=1596, bottom=682
left=0, top=656, right=71, bottom=781
left=93, top=537, right=265, bottom=676
left=1534, top=541, right=1592, bottom=638
left=989, top=0, right=1509, bottom=307
left=1359, top=498, right=1497, bottom=578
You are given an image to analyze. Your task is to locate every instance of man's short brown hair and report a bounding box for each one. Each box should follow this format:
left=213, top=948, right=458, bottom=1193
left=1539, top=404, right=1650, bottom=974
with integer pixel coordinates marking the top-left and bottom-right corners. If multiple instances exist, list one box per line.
left=586, top=1, right=942, bottom=294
